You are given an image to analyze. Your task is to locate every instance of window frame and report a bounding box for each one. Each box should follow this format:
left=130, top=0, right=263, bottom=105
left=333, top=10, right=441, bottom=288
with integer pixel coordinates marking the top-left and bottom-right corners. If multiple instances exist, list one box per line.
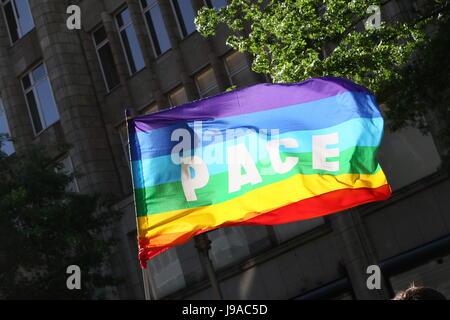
left=115, top=7, right=145, bottom=76
left=223, top=51, right=251, bottom=87
left=0, top=97, right=15, bottom=155
left=168, top=86, right=189, bottom=107
left=139, top=102, right=158, bottom=115
left=379, top=235, right=450, bottom=299
left=194, top=66, right=219, bottom=98
left=147, top=246, right=187, bottom=299
left=170, top=0, right=196, bottom=39
left=92, top=25, right=120, bottom=93
left=20, top=63, right=59, bottom=136
left=140, top=0, right=171, bottom=57
left=57, top=155, right=80, bottom=193
left=1, top=0, right=35, bottom=45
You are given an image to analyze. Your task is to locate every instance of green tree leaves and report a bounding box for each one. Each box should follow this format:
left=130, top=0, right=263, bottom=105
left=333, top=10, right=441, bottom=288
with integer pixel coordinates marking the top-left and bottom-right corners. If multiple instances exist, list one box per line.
left=0, top=140, right=122, bottom=299
left=196, top=0, right=431, bottom=91
left=196, top=0, right=450, bottom=163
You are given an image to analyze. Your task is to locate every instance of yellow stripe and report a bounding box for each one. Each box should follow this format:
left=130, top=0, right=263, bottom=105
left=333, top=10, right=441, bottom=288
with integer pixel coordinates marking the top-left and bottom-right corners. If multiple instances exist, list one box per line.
left=137, top=170, right=388, bottom=238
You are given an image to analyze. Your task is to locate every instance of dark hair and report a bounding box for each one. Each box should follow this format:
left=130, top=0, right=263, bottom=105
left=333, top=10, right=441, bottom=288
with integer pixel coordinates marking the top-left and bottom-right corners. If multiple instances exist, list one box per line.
left=393, top=285, right=447, bottom=300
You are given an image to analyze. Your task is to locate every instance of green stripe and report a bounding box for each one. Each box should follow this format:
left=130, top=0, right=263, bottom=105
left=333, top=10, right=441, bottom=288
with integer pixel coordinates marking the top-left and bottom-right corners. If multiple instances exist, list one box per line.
left=135, top=146, right=380, bottom=217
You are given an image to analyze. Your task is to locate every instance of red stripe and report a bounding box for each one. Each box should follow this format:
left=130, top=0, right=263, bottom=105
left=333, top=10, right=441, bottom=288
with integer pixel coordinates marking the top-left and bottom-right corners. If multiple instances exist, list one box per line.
left=138, top=185, right=391, bottom=268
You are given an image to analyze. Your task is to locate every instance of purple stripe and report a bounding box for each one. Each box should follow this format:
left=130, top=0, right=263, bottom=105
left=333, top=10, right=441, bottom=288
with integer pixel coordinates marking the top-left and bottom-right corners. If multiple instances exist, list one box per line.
left=129, top=77, right=373, bottom=133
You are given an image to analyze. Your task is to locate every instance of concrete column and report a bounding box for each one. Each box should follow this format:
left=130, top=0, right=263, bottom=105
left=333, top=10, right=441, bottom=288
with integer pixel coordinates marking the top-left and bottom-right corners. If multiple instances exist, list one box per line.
left=330, top=209, right=390, bottom=299
left=157, top=0, right=199, bottom=101
left=126, top=0, right=169, bottom=109
left=29, top=0, right=122, bottom=195
left=77, top=29, right=133, bottom=196
left=0, top=12, right=35, bottom=148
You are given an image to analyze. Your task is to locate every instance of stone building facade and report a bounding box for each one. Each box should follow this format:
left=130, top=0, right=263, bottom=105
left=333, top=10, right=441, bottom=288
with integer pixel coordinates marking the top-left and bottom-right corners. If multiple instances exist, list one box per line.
left=0, top=0, right=448, bottom=300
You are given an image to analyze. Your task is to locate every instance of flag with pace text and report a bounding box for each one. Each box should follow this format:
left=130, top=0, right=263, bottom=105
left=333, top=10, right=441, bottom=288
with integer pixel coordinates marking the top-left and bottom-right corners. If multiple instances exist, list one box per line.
left=127, top=77, right=391, bottom=268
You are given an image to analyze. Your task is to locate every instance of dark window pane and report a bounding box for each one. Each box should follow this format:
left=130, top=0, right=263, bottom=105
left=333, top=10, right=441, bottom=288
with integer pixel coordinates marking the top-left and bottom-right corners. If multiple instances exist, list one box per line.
left=145, top=5, right=171, bottom=55
left=141, top=0, right=155, bottom=9
left=26, top=91, right=42, bottom=133
left=93, top=26, right=107, bottom=45
left=202, top=86, right=220, bottom=98
left=98, top=44, right=120, bottom=90
left=35, top=80, right=59, bottom=127
left=206, top=0, right=227, bottom=9
left=31, top=64, right=46, bottom=82
left=21, top=74, right=31, bottom=89
left=230, top=69, right=254, bottom=88
left=209, top=227, right=251, bottom=270
left=3, top=2, right=19, bottom=42
left=117, top=8, right=131, bottom=28
left=120, top=25, right=145, bottom=73
left=172, top=0, right=196, bottom=37
left=0, top=99, right=14, bottom=155
left=14, top=0, right=34, bottom=35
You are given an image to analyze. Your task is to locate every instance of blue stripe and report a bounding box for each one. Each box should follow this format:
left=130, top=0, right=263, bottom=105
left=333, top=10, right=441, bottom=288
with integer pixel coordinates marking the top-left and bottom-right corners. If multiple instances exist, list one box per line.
left=129, top=91, right=381, bottom=162
left=131, top=117, right=384, bottom=189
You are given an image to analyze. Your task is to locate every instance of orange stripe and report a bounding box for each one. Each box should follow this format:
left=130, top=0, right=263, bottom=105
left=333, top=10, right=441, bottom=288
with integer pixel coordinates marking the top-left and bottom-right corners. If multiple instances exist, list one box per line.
left=138, top=184, right=391, bottom=267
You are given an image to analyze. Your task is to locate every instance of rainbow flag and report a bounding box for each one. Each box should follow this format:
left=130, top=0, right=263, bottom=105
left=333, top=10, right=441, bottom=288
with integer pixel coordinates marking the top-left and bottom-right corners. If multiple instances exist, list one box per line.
left=127, top=77, right=391, bottom=267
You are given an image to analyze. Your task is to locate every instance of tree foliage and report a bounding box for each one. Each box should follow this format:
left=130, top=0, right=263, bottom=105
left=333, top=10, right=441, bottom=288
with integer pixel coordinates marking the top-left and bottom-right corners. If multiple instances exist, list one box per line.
left=379, top=5, right=450, bottom=161
left=196, top=0, right=450, bottom=160
left=197, top=0, right=435, bottom=91
left=0, top=139, right=122, bottom=299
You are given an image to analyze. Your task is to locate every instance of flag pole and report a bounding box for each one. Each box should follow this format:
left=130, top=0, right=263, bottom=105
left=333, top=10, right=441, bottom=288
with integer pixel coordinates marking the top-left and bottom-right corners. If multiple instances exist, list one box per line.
left=142, top=266, right=152, bottom=300
left=194, top=233, right=224, bottom=300
left=125, top=108, right=153, bottom=301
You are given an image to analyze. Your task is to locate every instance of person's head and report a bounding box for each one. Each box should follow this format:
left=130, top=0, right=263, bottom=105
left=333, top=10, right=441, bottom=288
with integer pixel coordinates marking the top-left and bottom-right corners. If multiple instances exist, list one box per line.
left=393, top=284, right=447, bottom=300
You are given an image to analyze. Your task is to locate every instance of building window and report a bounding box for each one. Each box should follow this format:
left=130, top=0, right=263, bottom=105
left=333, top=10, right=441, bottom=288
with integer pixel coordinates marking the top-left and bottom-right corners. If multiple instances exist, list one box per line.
left=1, top=0, right=35, bottom=44
left=195, top=67, right=219, bottom=98
left=140, top=102, right=158, bottom=115
left=116, top=8, right=145, bottom=75
left=273, top=217, right=325, bottom=243
left=147, top=248, right=186, bottom=299
left=209, top=225, right=273, bottom=270
left=58, top=156, right=79, bottom=193
left=390, top=253, right=450, bottom=299
left=377, top=126, right=441, bottom=191
left=118, top=123, right=130, bottom=168
left=93, top=26, right=120, bottom=92
left=224, top=51, right=254, bottom=88
left=209, top=228, right=251, bottom=270
left=144, top=239, right=206, bottom=299
left=141, top=0, right=171, bottom=56
left=205, top=0, right=228, bottom=10
left=0, top=98, right=14, bottom=155
left=171, top=0, right=196, bottom=38
left=294, top=278, right=354, bottom=300
left=168, top=86, right=188, bottom=107
left=21, top=64, right=59, bottom=135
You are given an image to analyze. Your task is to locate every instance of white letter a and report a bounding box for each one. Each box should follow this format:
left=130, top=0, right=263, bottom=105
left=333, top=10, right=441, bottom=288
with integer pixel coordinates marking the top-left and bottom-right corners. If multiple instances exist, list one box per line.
left=66, top=265, right=81, bottom=290
left=66, top=5, right=81, bottom=30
